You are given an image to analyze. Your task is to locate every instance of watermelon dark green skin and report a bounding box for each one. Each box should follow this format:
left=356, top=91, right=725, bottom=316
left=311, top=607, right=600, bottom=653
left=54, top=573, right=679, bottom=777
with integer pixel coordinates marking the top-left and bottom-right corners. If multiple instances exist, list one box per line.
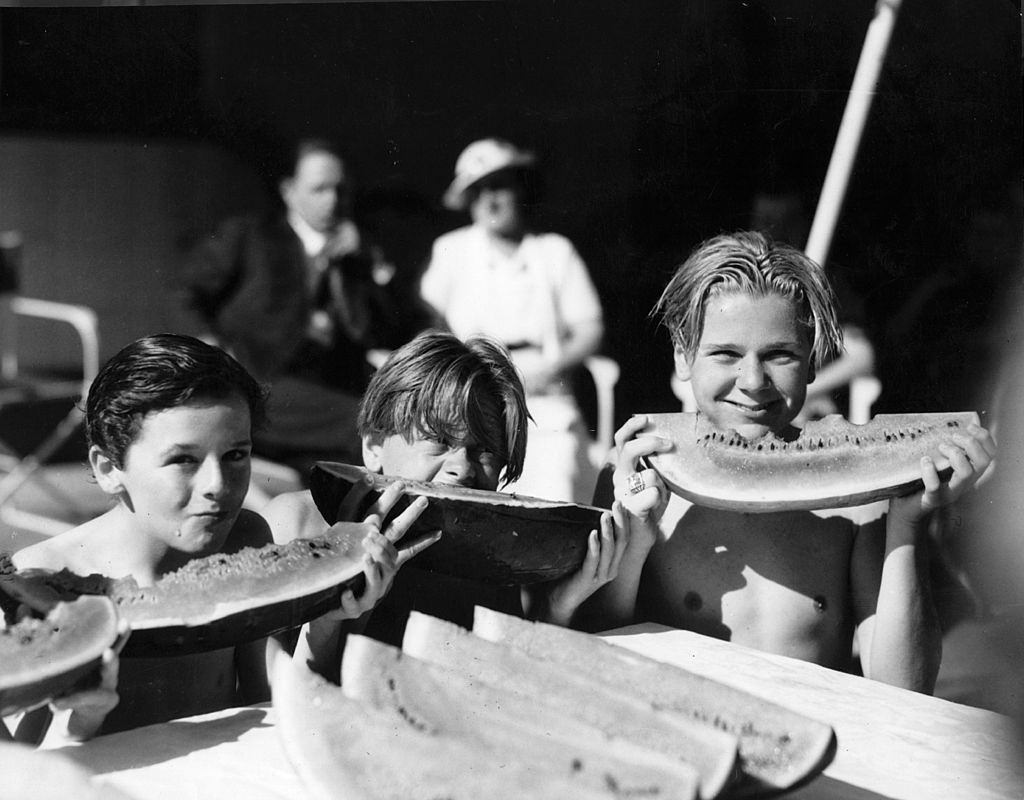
left=643, top=411, right=980, bottom=512
left=0, top=596, right=120, bottom=716
left=310, top=462, right=605, bottom=585
left=0, top=527, right=367, bottom=657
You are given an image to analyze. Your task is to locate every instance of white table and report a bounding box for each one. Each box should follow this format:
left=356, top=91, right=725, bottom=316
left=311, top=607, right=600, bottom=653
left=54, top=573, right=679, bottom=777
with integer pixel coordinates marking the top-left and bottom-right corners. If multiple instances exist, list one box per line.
left=39, top=624, right=1024, bottom=800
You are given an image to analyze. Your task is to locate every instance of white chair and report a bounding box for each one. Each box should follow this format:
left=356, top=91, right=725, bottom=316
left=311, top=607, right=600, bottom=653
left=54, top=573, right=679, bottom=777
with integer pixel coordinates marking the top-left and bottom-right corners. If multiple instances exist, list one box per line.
left=583, top=355, right=620, bottom=465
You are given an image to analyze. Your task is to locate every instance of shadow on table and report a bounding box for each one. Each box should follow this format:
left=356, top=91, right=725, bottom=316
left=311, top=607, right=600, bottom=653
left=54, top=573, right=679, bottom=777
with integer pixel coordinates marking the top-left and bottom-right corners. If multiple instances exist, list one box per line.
left=781, top=774, right=896, bottom=800
left=55, top=705, right=272, bottom=774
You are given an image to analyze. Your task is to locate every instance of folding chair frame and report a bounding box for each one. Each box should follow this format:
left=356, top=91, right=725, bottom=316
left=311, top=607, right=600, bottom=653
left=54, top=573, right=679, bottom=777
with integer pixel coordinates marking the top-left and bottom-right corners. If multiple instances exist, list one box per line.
left=0, top=295, right=100, bottom=534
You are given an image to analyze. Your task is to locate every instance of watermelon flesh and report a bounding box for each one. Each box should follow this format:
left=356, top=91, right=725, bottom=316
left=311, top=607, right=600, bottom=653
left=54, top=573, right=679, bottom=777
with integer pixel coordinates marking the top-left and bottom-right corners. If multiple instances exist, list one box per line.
left=642, top=411, right=980, bottom=512
left=341, top=633, right=700, bottom=800
left=0, top=595, right=120, bottom=716
left=272, top=649, right=628, bottom=800
left=402, top=610, right=739, bottom=799
left=0, top=524, right=368, bottom=656
left=472, top=606, right=836, bottom=794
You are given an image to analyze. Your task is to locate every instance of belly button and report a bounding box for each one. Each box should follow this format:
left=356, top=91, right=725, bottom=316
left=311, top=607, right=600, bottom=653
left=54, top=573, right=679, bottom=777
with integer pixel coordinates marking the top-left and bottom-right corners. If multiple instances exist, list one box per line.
left=813, top=595, right=828, bottom=613
left=683, top=591, right=703, bottom=612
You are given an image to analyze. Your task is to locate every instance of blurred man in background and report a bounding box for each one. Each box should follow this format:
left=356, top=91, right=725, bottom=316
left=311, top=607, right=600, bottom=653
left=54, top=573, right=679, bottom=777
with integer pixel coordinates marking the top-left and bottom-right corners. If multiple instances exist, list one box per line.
left=175, top=138, right=409, bottom=479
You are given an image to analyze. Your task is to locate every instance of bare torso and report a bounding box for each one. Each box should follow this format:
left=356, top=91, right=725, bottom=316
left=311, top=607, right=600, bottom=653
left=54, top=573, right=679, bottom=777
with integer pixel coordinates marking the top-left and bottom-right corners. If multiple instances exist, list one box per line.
left=640, top=495, right=884, bottom=670
left=12, top=508, right=272, bottom=731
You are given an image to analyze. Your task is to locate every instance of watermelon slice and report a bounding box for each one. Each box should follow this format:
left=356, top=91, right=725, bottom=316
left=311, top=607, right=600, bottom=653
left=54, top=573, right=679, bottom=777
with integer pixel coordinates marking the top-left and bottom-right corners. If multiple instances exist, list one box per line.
left=310, top=461, right=605, bottom=584
left=642, top=411, right=979, bottom=512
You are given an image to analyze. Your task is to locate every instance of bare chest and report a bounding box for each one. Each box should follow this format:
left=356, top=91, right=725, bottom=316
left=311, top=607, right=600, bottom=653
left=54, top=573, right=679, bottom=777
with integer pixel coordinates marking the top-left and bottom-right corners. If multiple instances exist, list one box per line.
left=640, top=500, right=858, bottom=665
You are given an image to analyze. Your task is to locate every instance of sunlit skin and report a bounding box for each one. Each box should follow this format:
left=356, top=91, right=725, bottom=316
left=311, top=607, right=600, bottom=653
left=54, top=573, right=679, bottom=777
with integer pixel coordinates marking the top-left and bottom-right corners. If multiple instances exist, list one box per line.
left=363, top=431, right=503, bottom=491
left=12, top=393, right=271, bottom=737
left=110, top=398, right=251, bottom=557
left=280, top=151, right=348, bottom=233
left=14, top=396, right=260, bottom=585
left=599, top=288, right=996, bottom=691
left=675, top=291, right=813, bottom=440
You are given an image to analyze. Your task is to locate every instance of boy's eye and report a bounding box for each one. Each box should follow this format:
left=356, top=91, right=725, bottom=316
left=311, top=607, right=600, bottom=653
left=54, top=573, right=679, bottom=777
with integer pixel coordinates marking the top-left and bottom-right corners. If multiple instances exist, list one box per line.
left=477, top=452, right=503, bottom=472
left=167, top=454, right=198, bottom=466
left=765, top=349, right=800, bottom=363
left=224, top=449, right=251, bottom=463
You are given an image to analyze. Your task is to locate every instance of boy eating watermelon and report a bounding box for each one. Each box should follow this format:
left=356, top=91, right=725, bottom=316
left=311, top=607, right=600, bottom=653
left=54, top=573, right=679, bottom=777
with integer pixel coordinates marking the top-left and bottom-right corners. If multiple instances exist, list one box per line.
left=11, top=334, right=421, bottom=736
left=593, top=231, right=995, bottom=693
left=263, top=330, right=629, bottom=680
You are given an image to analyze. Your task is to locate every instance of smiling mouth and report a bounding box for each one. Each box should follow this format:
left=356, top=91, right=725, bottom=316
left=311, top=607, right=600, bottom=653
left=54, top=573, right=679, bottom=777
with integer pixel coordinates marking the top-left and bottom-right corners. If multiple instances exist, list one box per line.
left=726, top=399, right=773, bottom=412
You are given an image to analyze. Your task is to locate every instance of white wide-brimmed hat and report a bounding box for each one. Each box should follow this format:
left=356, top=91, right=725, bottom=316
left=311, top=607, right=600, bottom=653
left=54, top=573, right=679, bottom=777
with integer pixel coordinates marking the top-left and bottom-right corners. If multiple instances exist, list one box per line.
left=442, top=138, right=536, bottom=211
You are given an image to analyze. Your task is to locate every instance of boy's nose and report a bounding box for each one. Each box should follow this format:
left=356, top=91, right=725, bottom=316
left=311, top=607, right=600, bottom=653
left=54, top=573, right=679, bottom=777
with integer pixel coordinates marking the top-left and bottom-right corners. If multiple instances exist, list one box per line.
left=198, top=457, right=226, bottom=498
left=736, top=356, right=768, bottom=391
left=440, top=447, right=476, bottom=485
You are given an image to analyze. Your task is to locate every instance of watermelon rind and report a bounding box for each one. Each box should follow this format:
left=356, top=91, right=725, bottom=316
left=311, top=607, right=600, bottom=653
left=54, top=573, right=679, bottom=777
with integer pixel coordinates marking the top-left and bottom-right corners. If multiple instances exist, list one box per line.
left=1, top=525, right=368, bottom=657
left=0, top=595, right=120, bottom=716
left=310, top=461, right=605, bottom=584
left=643, top=411, right=980, bottom=512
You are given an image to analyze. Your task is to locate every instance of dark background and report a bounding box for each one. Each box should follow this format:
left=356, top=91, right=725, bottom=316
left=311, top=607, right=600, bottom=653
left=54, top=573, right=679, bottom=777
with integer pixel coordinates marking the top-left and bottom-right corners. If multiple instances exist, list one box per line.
left=0, top=0, right=1020, bottom=427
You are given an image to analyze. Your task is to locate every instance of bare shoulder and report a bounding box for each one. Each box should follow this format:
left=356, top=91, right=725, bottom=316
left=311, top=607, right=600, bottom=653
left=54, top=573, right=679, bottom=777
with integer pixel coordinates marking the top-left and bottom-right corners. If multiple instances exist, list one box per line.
left=12, top=536, right=69, bottom=571
left=12, top=516, right=109, bottom=572
left=261, top=490, right=326, bottom=544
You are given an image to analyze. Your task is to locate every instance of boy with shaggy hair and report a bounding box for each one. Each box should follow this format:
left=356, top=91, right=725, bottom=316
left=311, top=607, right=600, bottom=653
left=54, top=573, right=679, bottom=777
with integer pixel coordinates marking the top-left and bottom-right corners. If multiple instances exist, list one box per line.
left=264, top=331, right=627, bottom=676
left=596, top=231, right=994, bottom=693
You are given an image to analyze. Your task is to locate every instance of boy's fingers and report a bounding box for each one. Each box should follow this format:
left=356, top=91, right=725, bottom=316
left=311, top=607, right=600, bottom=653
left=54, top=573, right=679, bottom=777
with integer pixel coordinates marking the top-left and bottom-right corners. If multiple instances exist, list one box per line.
left=964, top=432, right=996, bottom=470
left=613, top=415, right=650, bottom=449
left=598, top=515, right=619, bottom=578
left=616, top=437, right=672, bottom=473
left=385, top=495, right=429, bottom=543
left=396, top=530, right=442, bottom=567
left=579, top=529, right=600, bottom=580
left=369, top=481, right=407, bottom=518
left=940, top=442, right=974, bottom=477
left=337, top=586, right=364, bottom=617
left=919, top=456, right=941, bottom=493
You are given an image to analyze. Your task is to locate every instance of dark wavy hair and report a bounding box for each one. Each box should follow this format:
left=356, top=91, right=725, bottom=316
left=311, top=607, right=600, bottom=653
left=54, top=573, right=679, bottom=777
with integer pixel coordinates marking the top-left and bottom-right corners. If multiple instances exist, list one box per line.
left=86, top=333, right=267, bottom=468
left=357, top=331, right=529, bottom=487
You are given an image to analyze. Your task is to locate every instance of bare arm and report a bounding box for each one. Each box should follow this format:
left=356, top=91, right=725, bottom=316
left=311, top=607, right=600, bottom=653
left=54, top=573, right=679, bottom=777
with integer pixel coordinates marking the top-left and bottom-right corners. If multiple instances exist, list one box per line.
left=521, top=507, right=625, bottom=629
left=279, top=484, right=438, bottom=682
left=574, top=416, right=673, bottom=630
left=854, top=423, right=995, bottom=692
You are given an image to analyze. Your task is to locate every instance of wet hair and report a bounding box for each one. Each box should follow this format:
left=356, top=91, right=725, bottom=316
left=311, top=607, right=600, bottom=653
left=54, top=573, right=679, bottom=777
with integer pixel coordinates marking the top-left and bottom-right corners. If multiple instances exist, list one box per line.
left=357, top=331, right=529, bottom=487
left=86, top=333, right=268, bottom=468
left=653, top=230, right=843, bottom=368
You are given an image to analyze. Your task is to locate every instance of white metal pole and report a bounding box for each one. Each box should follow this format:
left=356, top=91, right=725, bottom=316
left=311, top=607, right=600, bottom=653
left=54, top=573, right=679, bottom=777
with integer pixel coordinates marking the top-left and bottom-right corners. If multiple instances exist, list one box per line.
left=805, top=0, right=904, bottom=268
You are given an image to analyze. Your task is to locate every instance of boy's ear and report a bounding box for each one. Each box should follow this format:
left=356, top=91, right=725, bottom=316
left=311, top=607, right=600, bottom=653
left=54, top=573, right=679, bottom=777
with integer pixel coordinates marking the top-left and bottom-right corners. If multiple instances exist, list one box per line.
left=361, top=433, right=385, bottom=473
left=89, top=446, right=124, bottom=496
left=673, top=345, right=692, bottom=382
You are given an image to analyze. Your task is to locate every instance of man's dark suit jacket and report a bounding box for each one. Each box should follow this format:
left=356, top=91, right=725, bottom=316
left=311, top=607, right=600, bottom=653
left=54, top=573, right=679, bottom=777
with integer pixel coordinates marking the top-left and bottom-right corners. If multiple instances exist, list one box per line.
left=174, top=212, right=408, bottom=465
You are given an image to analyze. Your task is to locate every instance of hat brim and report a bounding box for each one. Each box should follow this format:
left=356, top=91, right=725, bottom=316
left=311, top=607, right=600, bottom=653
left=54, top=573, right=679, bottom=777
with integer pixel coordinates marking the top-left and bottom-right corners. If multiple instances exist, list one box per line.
left=442, top=154, right=536, bottom=211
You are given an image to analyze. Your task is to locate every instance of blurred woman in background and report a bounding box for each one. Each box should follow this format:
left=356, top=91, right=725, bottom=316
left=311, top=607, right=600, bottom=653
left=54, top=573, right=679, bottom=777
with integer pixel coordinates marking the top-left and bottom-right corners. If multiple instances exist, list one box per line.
left=420, top=138, right=604, bottom=503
